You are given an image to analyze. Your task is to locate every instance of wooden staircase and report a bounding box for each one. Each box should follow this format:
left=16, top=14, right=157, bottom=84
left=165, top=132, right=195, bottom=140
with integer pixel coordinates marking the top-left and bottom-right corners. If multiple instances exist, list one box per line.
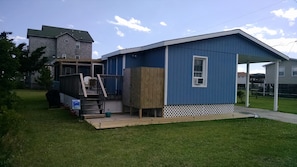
left=80, top=74, right=108, bottom=119
left=81, top=96, right=105, bottom=119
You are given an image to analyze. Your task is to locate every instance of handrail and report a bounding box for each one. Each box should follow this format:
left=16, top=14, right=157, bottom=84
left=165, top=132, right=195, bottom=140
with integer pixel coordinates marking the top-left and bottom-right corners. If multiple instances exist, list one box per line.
left=97, top=74, right=108, bottom=98
left=79, top=73, right=88, bottom=97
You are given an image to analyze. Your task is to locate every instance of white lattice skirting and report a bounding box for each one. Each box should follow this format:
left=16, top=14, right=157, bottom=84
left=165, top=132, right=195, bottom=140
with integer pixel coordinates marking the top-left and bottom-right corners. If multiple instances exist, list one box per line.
left=163, top=104, right=234, bottom=118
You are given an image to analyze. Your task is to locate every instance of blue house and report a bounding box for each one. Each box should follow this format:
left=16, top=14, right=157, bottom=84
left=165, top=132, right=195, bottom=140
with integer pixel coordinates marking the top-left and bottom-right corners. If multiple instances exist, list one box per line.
left=102, top=29, right=288, bottom=118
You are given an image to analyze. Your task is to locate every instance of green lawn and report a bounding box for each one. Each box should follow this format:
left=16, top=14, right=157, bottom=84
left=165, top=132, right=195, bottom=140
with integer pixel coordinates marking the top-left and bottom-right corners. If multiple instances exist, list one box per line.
left=9, top=90, right=297, bottom=166
left=237, top=95, right=297, bottom=114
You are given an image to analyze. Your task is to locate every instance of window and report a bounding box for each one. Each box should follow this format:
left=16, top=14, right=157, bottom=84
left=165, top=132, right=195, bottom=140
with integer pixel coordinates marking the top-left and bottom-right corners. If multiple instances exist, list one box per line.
left=279, top=66, right=285, bottom=77
left=76, top=42, right=80, bottom=49
left=75, top=55, right=80, bottom=59
left=292, top=66, right=297, bottom=77
left=192, top=56, right=208, bottom=87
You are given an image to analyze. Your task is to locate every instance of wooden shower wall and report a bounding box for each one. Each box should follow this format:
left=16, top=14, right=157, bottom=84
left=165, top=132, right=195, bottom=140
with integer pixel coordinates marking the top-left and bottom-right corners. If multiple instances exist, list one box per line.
left=123, top=67, right=164, bottom=117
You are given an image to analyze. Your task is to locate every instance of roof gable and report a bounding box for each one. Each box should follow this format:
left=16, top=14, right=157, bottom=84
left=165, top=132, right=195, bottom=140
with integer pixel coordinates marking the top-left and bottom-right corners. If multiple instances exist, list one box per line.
left=102, top=29, right=289, bottom=63
left=27, top=25, right=94, bottom=43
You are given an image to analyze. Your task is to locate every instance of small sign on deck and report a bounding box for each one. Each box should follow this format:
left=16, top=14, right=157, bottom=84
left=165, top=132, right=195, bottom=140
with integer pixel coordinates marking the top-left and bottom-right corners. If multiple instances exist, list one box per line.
left=72, top=99, right=81, bottom=110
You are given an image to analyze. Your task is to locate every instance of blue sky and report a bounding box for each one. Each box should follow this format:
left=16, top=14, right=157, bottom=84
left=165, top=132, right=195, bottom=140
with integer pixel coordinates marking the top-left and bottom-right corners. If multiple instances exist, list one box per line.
left=1, top=0, right=297, bottom=73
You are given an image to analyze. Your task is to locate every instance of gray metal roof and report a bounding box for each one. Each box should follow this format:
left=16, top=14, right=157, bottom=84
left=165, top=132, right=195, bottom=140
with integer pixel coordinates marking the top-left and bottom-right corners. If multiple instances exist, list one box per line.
left=27, top=25, right=94, bottom=43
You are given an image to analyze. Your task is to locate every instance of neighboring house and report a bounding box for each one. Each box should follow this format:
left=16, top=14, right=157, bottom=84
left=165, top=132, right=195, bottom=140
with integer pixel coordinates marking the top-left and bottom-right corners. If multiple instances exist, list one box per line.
left=238, top=72, right=265, bottom=91
left=100, top=29, right=288, bottom=117
left=27, top=25, right=102, bottom=88
left=265, top=58, right=297, bottom=97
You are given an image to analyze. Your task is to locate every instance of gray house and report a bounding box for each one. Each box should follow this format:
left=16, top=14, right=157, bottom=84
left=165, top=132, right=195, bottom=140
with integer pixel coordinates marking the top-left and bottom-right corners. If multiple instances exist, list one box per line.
left=265, top=58, right=297, bottom=96
left=27, top=25, right=103, bottom=87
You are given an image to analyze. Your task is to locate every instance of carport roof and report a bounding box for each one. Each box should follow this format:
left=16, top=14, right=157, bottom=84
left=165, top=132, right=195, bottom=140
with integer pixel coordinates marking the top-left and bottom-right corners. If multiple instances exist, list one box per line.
left=102, top=29, right=289, bottom=63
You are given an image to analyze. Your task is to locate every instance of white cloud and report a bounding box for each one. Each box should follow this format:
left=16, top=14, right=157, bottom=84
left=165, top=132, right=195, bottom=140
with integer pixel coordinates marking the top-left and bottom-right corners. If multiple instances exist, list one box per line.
left=115, top=27, right=124, bottom=37
left=160, top=21, right=167, bottom=26
left=183, top=29, right=196, bottom=36
left=67, top=24, right=74, bottom=28
left=11, top=35, right=27, bottom=43
left=108, top=16, right=151, bottom=32
left=117, top=45, right=124, bottom=50
left=92, top=51, right=100, bottom=59
left=271, top=8, right=297, bottom=26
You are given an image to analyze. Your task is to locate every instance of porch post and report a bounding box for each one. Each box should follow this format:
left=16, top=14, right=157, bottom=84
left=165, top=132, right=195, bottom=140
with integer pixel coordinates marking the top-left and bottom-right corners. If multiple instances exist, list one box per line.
left=274, top=60, right=280, bottom=111
left=235, top=54, right=238, bottom=103
left=245, top=63, right=250, bottom=107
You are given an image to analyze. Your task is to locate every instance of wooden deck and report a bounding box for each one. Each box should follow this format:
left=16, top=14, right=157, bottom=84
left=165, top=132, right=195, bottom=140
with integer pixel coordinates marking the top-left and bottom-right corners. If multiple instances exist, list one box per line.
left=85, top=112, right=255, bottom=130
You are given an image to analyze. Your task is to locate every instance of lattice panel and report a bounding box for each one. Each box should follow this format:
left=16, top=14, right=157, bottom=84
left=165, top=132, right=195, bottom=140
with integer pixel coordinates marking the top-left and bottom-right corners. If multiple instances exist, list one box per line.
left=163, top=104, right=234, bottom=118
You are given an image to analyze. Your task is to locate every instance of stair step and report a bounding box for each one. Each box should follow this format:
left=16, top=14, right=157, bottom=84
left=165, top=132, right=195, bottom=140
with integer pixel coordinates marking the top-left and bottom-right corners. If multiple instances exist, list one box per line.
left=83, top=114, right=105, bottom=119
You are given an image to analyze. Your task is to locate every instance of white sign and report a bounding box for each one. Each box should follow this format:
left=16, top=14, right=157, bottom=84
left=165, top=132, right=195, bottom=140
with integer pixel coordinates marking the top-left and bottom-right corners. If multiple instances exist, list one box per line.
left=72, top=99, right=81, bottom=110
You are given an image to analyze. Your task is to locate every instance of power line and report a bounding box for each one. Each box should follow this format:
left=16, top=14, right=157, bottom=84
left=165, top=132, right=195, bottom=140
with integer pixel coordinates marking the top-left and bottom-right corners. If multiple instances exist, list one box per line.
left=201, top=0, right=284, bottom=32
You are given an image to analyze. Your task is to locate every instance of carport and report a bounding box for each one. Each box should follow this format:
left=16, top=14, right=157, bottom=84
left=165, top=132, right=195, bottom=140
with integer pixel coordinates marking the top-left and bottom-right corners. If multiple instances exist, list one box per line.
left=235, top=30, right=289, bottom=111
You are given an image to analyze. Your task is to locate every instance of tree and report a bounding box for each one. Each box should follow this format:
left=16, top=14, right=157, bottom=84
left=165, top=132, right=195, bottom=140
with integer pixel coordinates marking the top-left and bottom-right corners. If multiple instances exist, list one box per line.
left=0, top=32, right=20, bottom=108
left=17, top=45, right=48, bottom=88
left=35, top=66, right=53, bottom=90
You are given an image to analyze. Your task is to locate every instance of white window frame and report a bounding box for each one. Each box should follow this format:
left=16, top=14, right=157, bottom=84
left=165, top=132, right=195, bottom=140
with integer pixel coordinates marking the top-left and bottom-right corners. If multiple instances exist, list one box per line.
left=192, top=56, right=208, bottom=87
left=292, top=66, right=297, bottom=77
left=279, top=66, right=285, bottom=77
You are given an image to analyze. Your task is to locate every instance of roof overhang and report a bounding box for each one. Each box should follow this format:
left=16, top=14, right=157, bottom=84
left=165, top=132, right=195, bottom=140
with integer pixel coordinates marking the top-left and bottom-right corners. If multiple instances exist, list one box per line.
left=102, top=29, right=289, bottom=62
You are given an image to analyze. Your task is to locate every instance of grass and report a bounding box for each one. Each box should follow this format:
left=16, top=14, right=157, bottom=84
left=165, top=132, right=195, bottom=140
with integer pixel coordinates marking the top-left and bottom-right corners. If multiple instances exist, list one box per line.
left=237, top=95, right=297, bottom=114
left=8, top=90, right=297, bottom=166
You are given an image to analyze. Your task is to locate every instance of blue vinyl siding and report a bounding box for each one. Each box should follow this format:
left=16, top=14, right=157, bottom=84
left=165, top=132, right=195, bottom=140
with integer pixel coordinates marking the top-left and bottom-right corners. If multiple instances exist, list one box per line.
left=167, top=39, right=237, bottom=105
left=125, top=47, right=165, bottom=68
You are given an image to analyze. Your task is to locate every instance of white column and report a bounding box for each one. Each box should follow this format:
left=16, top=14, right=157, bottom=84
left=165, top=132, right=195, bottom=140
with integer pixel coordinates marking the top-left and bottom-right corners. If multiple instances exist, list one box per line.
left=164, top=46, right=168, bottom=105
left=274, top=60, right=279, bottom=111
left=235, top=54, right=238, bottom=103
left=245, top=63, right=250, bottom=107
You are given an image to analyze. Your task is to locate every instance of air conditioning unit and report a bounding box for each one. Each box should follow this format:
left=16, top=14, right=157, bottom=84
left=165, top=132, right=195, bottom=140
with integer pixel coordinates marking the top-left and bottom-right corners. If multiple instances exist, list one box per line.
left=62, top=54, right=67, bottom=59
left=194, top=78, right=203, bottom=85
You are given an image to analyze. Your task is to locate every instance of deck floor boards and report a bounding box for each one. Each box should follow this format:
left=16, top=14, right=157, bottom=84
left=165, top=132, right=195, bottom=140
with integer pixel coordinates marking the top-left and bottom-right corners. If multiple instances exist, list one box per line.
left=85, top=112, right=254, bottom=129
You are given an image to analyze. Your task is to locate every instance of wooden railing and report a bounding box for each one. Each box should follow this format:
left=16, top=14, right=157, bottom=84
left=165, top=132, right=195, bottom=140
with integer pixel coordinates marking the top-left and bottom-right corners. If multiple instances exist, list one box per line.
left=59, top=73, right=87, bottom=98
left=99, top=74, right=123, bottom=100
left=96, top=74, right=107, bottom=98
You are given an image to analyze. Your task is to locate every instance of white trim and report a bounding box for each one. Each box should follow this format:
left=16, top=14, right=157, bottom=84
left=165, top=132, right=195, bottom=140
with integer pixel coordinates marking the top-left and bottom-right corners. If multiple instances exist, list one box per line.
left=115, top=57, right=118, bottom=75
left=245, top=63, right=250, bottom=107
left=115, top=57, right=118, bottom=90
left=192, top=56, right=208, bottom=87
left=102, top=29, right=289, bottom=61
left=164, top=46, right=168, bottom=105
left=122, top=55, right=126, bottom=72
left=235, top=54, right=238, bottom=103
left=274, top=60, right=280, bottom=111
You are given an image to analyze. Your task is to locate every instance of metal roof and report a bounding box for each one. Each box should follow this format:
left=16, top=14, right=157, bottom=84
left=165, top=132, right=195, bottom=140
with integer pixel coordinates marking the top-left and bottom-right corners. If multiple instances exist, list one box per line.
left=102, top=29, right=289, bottom=62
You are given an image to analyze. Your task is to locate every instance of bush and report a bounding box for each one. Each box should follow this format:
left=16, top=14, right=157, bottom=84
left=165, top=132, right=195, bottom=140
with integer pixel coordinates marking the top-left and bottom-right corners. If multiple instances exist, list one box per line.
left=0, top=107, right=22, bottom=166
left=237, top=90, right=245, bottom=104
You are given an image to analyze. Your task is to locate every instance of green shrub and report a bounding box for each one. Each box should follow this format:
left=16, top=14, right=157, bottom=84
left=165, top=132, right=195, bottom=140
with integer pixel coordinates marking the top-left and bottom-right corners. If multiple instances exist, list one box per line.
left=0, top=107, right=22, bottom=166
left=237, top=90, right=245, bottom=103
